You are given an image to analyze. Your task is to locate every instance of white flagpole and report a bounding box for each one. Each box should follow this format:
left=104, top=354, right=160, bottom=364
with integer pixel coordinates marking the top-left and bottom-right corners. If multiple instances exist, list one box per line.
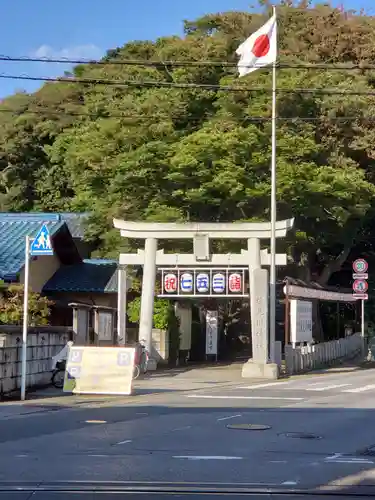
left=21, top=235, right=30, bottom=401
left=269, top=6, right=277, bottom=364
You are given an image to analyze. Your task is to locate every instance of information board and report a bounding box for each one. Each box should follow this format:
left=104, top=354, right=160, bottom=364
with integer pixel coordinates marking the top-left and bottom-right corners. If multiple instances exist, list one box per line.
left=290, top=299, right=313, bottom=344
left=63, top=346, right=135, bottom=395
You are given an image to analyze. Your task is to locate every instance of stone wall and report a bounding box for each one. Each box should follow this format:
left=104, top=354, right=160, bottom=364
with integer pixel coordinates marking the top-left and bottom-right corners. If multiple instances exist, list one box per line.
left=0, top=326, right=71, bottom=395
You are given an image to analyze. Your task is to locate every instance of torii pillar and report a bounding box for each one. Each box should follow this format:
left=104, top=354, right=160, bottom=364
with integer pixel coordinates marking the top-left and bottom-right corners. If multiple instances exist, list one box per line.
left=114, top=218, right=294, bottom=375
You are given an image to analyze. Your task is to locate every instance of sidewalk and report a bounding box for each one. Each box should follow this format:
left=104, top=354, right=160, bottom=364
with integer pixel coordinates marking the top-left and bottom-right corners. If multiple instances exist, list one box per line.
left=0, top=362, right=254, bottom=417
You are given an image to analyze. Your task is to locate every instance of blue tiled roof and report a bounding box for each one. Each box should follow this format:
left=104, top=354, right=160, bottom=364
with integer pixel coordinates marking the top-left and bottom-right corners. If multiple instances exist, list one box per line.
left=43, top=259, right=118, bottom=294
left=0, top=216, right=65, bottom=281
left=0, top=212, right=88, bottom=239
left=0, top=212, right=88, bottom=281
left=58, top=212, right=89, bottom=238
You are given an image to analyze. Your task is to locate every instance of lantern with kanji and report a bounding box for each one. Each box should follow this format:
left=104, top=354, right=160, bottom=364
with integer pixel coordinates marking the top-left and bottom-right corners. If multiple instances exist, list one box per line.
left=164, top=273, right=177, bottom=293
left=228, top=272, right=242, bottom=293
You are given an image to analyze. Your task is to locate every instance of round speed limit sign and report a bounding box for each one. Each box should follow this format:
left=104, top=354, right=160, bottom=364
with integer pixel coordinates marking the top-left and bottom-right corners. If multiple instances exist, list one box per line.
left=353, top=259, right=368, bottom=274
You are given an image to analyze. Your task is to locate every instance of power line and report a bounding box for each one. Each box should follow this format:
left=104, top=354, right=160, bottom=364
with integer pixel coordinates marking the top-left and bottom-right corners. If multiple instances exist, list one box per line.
left=1, top=73, right=375, bottom=96
left=0, top=106, right=374, bottom=122
left=1, top=55, right=375, bottom=71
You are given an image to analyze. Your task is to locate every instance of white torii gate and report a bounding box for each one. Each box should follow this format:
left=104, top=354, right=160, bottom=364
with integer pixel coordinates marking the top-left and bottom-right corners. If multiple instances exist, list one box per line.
left=114, top=218, right=294, bottom=377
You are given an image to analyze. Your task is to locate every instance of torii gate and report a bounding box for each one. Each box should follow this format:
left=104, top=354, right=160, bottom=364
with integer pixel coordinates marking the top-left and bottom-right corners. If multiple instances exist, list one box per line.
left=114, top=218, right=294, bottom=378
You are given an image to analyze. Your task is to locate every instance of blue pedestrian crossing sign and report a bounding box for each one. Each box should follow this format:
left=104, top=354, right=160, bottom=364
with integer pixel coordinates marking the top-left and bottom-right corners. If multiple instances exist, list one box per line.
left=30, top=224, right=53, bottom=256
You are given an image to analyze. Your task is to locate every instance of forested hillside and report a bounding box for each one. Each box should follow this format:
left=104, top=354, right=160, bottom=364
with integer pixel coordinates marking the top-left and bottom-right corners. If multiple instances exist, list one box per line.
left=1, top=1, right=375, bottom=285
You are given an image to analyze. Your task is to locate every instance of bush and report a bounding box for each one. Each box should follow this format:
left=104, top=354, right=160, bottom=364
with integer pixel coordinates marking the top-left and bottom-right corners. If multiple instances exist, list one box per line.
left=0, top=283, right=53, bottom=326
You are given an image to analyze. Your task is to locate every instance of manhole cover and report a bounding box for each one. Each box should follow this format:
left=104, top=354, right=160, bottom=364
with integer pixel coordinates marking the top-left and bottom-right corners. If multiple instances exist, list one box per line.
left=227, top=424, right=271, bottom=431
left=279, top=432, right=322, bottom=440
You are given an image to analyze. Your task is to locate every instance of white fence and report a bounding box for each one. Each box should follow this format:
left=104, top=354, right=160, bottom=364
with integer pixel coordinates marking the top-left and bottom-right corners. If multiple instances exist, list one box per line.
left=284, top=333, right=364, bottom=375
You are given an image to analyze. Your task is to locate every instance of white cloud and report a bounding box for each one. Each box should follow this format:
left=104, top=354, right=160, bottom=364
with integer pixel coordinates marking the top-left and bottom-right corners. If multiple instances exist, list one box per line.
left=31, top=44, right=103, bottom=60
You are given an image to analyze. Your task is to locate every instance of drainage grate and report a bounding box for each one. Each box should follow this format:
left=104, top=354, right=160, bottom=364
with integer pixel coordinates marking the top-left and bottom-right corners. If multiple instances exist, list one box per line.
left=279, top=432, right=322, bottom=440
left=227, top=424, right=271, bottom=431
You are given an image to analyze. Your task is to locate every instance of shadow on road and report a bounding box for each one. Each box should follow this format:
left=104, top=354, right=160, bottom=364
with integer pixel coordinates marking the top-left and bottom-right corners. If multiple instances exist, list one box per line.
left=0, top=399, right=375, bottom=496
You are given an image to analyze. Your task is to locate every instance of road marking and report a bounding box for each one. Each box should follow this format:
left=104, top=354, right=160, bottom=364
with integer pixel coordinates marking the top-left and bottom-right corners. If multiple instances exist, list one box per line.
left=324, top=453, right=373, bottom=464
left=136, top=412, right=148, bottom=415
left=171, top=426, right=191, bottom=431
left=116, top=440, right=132, bottom=445
left=85, top=420, right=107, bottom=424
left=306, top=384, right=351, bottom=391
left=217, top=414, right=242, bottom=421
left=186, top=395, right=304, bottom=401
left=282, top=481, right=298, bottom=485
left=238, top=382, right=290, bottom=389
left=173, top=456, right=243, bottom=460
left=342, top=384, right=375, bottom=393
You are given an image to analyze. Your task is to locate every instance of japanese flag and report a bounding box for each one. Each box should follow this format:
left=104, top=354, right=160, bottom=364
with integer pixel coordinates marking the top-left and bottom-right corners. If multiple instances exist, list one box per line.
left=236, top=11, right=277, bottom=77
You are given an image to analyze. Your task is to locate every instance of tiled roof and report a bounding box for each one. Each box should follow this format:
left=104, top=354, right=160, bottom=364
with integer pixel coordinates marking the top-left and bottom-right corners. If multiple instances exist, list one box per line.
left=0, top=212, right=88, bottom=239
left=57, top=213, right=89, bottom=238
left=43, top=259, right=119, bottom=294
left=0, top=215, right=65, bottom=281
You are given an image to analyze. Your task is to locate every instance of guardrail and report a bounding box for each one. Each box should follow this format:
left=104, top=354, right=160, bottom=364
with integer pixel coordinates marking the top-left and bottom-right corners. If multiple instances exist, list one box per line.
left=284, top=333, right=364, bottom=375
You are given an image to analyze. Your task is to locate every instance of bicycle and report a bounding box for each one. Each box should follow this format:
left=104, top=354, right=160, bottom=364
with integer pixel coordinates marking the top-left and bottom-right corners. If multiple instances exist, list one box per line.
left=133, top=340, right=149, bottom=380
left=51, top=359, right=66, bottom=389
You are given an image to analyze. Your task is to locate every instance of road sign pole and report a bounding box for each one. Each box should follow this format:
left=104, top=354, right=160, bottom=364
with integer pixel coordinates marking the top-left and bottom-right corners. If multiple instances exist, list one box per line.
left=361, top=299, right=365, bottom=338
left=21, top=235, right=30, bottom=401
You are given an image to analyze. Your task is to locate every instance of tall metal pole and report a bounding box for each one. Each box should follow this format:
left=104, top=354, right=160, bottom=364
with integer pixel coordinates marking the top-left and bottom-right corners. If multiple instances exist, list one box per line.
left=21, top=235, right=30, bottom=401
left=361, top=299, right=365, bottom=338
left=269, top=48, right=277, bottom=364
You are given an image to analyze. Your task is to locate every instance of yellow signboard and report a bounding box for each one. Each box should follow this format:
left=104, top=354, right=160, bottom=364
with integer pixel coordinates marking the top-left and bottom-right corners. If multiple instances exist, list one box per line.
left=63, top=346, right=136, bottom=395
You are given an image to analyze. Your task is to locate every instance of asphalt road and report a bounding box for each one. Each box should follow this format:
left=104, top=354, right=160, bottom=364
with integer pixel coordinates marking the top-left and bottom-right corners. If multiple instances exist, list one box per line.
left=1, top=366, right=375, bottom=497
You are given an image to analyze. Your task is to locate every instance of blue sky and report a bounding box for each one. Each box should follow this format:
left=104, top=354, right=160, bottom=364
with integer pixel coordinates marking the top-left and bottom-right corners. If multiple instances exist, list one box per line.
left=0, top=0, right=371, bottom=98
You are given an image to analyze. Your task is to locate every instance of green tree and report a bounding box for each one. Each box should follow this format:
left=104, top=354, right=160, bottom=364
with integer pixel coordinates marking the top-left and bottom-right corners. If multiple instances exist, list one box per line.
left=2, top=2, right=375, bottom=285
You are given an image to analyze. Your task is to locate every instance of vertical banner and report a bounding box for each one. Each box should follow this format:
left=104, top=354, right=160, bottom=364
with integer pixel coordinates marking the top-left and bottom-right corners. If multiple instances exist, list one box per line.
left=205, top=310, right=218, bottom=355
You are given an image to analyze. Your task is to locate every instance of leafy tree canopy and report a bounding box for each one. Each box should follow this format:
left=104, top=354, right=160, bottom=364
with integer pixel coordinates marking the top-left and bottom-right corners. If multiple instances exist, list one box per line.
left=0, top=284, right=53, bottom=326
left=1, top=1, right=375, bottom=282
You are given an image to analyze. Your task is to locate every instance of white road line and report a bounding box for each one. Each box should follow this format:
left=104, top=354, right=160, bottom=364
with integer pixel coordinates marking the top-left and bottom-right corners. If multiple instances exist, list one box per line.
left=217, top=414, right=242, bottom=421
left=342, top=384, right=375, bottom=393
left=324, top=453, right=374, bottom=464
left=186, top=395, right=304, bottom=401
left=282, top=481, right=298, bottom=485
left=173, top=456, right=243, bottom=460
left=306, top=384, right=351, bottom=392
left=116, top=440, right=132, bottom=445
left=238, top=382, right=290, bottom=389
left=171, top=426, right=191, bottom=431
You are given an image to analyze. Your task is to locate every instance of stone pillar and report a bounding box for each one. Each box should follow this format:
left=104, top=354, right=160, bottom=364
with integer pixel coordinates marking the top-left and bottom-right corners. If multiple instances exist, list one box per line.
left=117, top=265, right=127, bottom=346
left=247, top=238, right=261, bottom=352
left=248, top=238, right=261, bottom=271
left=139, top=237, right=158, bottom=370
left=243, top=238, right=278, bottom=379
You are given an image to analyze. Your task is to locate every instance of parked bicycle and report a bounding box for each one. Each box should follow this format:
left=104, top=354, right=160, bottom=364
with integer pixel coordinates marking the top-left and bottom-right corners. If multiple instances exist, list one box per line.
left=50, top=341, right=72, bottom=389
left=51, top=359, right=66, bottom=388
left=133, top=339, right=149, bottom=380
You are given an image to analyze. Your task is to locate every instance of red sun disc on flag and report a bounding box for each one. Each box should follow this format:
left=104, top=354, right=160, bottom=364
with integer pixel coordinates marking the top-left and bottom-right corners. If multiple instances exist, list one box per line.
left=252, top=34, right=270, bottom=57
